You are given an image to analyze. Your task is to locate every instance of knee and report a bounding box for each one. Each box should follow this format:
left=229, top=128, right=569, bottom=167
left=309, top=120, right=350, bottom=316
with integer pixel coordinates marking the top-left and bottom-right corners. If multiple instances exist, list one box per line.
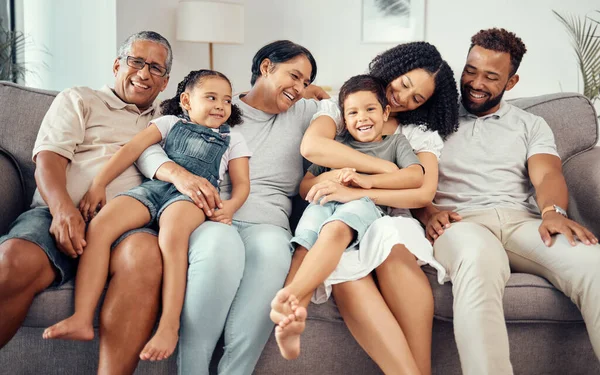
left=188, top=222, right=244, bottom=275
left=0, top=240, right=41, bottom=287
left=110, top=233, right=163, bottom=287
left=321, top=220, right=353, bottom=241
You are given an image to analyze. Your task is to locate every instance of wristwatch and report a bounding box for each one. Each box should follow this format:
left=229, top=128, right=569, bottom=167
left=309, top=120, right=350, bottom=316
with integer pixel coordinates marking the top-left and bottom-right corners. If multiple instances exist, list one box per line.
left=541, top=204, right=568, bottom=218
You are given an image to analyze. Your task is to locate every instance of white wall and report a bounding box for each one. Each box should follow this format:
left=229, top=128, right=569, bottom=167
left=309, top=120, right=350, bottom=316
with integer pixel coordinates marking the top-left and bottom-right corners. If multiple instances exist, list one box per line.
left=21, top=0, right=116, bottom=91
left=115, top=0, right=598, bottom=104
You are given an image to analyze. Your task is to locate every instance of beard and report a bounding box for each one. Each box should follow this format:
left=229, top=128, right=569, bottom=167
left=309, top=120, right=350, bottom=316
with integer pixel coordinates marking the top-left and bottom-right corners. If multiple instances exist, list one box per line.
left=460, top=84, right=505, bottom=115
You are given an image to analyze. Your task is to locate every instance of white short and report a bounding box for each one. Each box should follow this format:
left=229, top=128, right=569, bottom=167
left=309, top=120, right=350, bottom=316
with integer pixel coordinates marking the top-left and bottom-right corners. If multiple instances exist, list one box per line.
left=313, top=215, right=449, bottom=304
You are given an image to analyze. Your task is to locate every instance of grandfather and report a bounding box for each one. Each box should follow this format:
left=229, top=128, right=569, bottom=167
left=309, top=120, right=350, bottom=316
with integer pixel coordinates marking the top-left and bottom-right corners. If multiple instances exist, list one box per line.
left=0, top=31, right=171, bottom=374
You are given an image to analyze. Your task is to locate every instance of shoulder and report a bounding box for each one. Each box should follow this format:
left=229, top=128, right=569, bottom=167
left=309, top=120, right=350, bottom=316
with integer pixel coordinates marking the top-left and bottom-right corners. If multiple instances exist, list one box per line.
left=504, top=103, right=546, bottom=126
left=401, top=124, right=443, bottom=158
left=287, top=98, right=319, bottom=117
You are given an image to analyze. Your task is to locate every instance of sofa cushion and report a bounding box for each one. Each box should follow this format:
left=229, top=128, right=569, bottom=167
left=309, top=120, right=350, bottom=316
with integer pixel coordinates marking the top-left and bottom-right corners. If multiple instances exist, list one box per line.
left=0, top=81, right=58, bottom=202
left=423, top=267, right=584, bottom=323
left=509, top=93, right=598, bottom=162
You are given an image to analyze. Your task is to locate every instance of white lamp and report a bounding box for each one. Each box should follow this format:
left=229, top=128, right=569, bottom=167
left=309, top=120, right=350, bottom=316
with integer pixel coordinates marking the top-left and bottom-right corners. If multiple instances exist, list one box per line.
left=176, top=1, right=244, bottom=70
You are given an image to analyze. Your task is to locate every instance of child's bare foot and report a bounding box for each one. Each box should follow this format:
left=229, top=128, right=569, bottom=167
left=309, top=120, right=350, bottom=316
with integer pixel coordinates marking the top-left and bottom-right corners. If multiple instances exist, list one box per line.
left=275, top=305, right=307, bottom=360
left=42, top=315, right=94, bottom=341
left=139, top=326, right=179, bottom=361
left=270, top=288, right=297, bottom=327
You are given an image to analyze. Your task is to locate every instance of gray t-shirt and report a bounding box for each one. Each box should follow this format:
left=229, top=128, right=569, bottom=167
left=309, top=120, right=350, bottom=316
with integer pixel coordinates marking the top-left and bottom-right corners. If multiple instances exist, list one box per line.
left=309, top=132, right=422, bottom=210
left=137, top=95, right=319, bottom=231
left=435, top=101, right=559, bottom=214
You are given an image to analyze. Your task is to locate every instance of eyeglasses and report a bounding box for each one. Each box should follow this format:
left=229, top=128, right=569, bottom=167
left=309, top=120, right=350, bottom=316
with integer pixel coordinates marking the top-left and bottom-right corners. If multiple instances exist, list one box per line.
left=124, top=56, right=168, bottom=77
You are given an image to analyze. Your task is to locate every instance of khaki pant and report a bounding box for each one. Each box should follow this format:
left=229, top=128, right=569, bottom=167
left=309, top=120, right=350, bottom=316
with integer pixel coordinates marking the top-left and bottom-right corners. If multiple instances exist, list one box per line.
left=433, top=207, right=600, bottom=375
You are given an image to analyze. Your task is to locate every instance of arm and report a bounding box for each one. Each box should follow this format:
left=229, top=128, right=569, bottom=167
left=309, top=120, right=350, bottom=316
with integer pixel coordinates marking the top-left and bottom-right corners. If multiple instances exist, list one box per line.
left=298, top=170, right=354, bottom=199
left=528, top=153, right=597, bottom=246
left=210, top=157, right=250, bottom=225
left=35, top=151, right=86, bottom=257
left=301, top=115, right=399, bottom=174
left=340, top=164, right=424, bottom=190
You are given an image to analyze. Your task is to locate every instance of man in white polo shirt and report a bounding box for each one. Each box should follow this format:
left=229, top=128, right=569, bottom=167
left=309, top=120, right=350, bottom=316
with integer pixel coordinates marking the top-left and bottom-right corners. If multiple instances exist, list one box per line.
left=417, top=28, right=600, bottom=375
left=0, top=31, right=172, bottom=374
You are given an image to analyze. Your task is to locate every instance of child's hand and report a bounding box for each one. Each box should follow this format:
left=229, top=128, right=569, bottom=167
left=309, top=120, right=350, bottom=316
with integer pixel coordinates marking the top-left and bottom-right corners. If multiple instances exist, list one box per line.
left=332, top=168, right=356, bottom=185
left=79, top=183, right=107, bottom=222
left=209, top=200, right=235, bottom=225
left=339, top=170, right=373, bottom=189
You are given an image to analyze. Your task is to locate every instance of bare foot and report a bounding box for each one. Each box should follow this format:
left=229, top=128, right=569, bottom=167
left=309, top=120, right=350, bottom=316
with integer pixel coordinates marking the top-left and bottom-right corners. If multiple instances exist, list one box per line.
left=139, top=327, right=179, bottom=361
left=275, top=305, right=307, bottom=360
left=270, top=288, right=297, bottom=327
left=42, top=315, right=94, bottom=341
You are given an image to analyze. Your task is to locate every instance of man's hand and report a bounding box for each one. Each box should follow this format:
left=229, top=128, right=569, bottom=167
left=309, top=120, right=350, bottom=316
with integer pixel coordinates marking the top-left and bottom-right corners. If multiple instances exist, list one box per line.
left=539, top=211, right=598, bottom=246
left=302, top=85, right=330, bottom=100
left=171, top=170, right=222, bottom=217
left=338, top=169, right=373, bottom=189
left=209, top=200, right=236, bottom=225
left=79, top=183, right=106, bottom=222
left=49, top=205, right=87, bottom=258
left=306, top=180, right=358, bottom=205
left=425, top=210, right=462, bottom=243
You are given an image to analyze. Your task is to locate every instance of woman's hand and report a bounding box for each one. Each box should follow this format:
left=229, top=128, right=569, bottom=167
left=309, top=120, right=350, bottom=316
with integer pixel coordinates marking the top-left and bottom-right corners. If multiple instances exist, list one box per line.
left=306, top=180, right=360, bottom=205
left=302, top=85, right=330, bottom=100
left=79, top=183, right=107, bottom=222
left=171, top=170, right=223, bottom=217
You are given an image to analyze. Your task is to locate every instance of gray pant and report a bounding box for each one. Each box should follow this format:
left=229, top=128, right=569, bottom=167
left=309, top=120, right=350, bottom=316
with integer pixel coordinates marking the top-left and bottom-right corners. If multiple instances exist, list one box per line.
left=433, top=207, right=600, bottom=375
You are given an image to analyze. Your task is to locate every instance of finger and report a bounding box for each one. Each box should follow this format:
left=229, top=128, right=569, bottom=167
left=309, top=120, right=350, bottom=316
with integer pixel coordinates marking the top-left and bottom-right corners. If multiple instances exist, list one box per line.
left=81, top=203, right=90, bottom=221
left=320, top=194, right=331, bottom=205
left=449, top=212, right=462, bottom=222
left=100, top=198, right=106, bottom=209
left=560, top=227, right=576, bottom=246
left=194, top=191, right=212, bottom=216
left=439, top=213, right=452, bottom=229
left=431, top=219, right=445, bottom=236
left=186, top=189, right=204, bottom=209
left=306, top=186, right=317, bottom=202
left=69, top=222, right=85, bottom=255
left=538, top=224, right=552, bottom=246
left=569, top=224, right=592, bottom=245
left=199, top=185, right=218, bottom=211
left=57, top=229, right=78, bottom=258
left=581, top=227, right=598, bottom=244
left=313, top=188, right=330, bottom=204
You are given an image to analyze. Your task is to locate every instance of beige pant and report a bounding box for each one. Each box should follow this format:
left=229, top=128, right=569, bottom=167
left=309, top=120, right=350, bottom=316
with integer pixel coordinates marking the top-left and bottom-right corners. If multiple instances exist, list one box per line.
left=433, top=207, right=600, bottom=375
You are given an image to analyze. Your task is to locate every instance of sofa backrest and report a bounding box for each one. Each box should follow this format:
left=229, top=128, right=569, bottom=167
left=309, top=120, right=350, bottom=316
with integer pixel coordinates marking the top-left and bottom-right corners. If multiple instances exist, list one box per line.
left=509, top=93, right=598, bottom=163
left=0, top=81, right=57, bottom=202
left=0, top=82, right=598, bottom=206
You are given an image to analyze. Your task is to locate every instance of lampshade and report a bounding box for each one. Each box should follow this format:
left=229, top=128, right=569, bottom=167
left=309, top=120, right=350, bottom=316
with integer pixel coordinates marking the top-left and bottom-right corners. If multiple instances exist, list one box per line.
left=176, top=1, right=244, bottom=44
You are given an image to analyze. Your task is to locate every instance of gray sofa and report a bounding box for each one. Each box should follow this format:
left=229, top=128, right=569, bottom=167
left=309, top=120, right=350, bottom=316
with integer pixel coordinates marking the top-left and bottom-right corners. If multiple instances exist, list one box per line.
left=0, top=81, right=598, bottom=374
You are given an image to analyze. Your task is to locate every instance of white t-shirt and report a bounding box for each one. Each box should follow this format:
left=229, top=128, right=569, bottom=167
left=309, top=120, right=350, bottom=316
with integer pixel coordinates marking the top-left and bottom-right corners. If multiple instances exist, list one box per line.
left=151, top=115, right=252, bottom=184
left=312, top=98, right=444, bottom=217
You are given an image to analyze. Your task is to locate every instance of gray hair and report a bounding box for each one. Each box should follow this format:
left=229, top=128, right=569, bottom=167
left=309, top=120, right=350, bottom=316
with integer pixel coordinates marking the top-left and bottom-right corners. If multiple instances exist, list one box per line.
left=117, top=31, right=173, bottom=75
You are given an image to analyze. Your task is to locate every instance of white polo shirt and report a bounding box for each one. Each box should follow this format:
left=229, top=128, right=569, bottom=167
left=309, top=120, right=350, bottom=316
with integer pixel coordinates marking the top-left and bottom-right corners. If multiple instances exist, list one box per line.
left=31, top=86, right=157, bottom=208
left=435, top=101, right=559, bottom=214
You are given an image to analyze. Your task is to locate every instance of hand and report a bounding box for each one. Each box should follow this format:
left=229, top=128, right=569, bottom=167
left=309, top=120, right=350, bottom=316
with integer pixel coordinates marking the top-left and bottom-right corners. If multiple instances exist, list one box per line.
left=302, top=84, right=330, bottom=100
left=539, top=211, right=598, bottom=246
left=425, top=210, right=462, bottom=243
left=209, top=200, right=236, bottom=225
left=171, top=170, right=223, bottom=216
left=79, top=183, right=106, bottom=222
left=306, top=180, right=358, bottom=205
left=49, top=204, right=87, bottom=258
left=339, top=169, right=373, bottom=189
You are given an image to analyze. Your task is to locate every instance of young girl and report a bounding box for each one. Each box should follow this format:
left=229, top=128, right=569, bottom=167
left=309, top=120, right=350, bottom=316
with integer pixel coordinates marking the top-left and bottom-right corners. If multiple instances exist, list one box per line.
left=271, top=74, right=424, bottom=359
left=42, top=70, right=251, bottom=362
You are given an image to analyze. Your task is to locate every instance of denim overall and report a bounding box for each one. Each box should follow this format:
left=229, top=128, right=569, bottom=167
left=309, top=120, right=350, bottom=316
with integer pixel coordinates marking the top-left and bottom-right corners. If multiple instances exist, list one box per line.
left=120, top=120, right=231, bottom=223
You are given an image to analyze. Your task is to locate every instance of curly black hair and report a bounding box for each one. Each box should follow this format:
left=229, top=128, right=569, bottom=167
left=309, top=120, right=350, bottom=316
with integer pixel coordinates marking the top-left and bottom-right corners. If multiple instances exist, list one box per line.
left=369, top=41, right=459, bottom=138
left=470, top=28, right=527, bottom=76
left=160, top=69, right=243, bottom=126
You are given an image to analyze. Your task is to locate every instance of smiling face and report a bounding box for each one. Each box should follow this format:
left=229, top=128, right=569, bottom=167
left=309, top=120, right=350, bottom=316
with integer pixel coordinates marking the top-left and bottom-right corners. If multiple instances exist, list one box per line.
left=385, top=68, right=435, bottom=113
left=460, top=45, right=519, bottom=116
left=260, top=55, right=313, bottom=113
left=113, top=40, right=169, bottom=111
left=180, top=76, right=233, bottom=128
left=343, top=90, right=390, bottom=143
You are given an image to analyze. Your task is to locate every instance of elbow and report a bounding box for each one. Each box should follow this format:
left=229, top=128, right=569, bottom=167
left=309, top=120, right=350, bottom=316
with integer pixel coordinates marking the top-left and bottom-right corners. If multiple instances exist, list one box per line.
left=300, top=137, right=316, bottom=160
left=416, top=185, right=437, bottom=207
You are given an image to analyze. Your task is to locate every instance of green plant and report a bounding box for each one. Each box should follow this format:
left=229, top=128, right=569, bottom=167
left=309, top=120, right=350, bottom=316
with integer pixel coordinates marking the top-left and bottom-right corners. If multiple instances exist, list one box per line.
left=0, top=18, right=28, bottom=82
left=554, top=10, right=600, bottom=104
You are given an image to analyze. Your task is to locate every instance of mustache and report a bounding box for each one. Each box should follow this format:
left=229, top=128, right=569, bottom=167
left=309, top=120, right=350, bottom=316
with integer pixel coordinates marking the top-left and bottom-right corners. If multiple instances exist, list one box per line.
left=463, top=85, right=490, bottom=96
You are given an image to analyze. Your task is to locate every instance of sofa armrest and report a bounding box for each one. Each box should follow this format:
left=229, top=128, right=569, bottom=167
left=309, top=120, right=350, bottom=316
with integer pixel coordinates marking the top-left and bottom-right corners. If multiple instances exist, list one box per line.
left=0, top=149, right=25, bottom=235
left=563, top=147, right=600, bottom=237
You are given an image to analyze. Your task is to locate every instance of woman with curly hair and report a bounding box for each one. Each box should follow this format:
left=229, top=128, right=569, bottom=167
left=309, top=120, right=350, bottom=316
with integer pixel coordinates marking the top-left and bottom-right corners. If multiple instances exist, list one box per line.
left=271, top=42, right=459, bottom=375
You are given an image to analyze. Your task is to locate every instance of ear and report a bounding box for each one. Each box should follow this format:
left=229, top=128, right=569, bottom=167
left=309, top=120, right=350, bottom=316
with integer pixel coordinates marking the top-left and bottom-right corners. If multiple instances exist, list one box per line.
left=113, top=58, right=121, bottom=77
left=259, top=58, right=272, bottom=77
left=505, top=74, right=519, bottom=92
left=383, top=104, right=391, bottom=122
left=180, top=91, right=191, bottom=110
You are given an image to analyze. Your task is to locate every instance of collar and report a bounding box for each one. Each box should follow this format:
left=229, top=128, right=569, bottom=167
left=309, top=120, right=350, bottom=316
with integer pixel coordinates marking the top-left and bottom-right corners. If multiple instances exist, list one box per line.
left=458, top=99, right=511, bottom=120
left=234, top=94, right=277, bottom=121
left=99, top=85, right=156, bottom=116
